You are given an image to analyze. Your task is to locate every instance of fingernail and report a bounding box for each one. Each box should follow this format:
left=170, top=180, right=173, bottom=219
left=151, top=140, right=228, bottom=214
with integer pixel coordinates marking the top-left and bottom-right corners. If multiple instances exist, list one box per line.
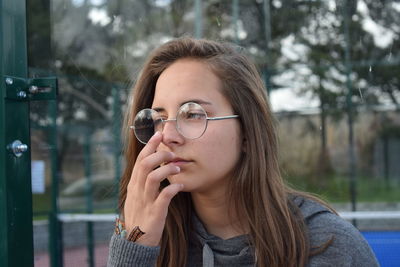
left=175, top=166, right=180, bottom=172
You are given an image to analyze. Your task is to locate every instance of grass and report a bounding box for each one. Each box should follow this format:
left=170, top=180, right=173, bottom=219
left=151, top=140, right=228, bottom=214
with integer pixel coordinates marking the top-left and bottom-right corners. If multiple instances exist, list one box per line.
left=286, top=174, right=400, bottom=203
left=32, top=189, right=118, bottom=221
left=32, top=175, right=400, bottom=221
left=32, top=190, right=52, bottom=213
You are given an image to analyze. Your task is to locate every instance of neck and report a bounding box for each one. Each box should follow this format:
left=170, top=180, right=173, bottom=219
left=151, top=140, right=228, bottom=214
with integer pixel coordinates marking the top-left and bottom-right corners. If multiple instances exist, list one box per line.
left=191, top=190, right=246, bottom=240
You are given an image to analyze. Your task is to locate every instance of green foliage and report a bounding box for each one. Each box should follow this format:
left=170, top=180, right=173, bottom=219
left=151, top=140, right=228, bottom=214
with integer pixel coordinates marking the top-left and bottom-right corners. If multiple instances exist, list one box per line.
left=379, top=122, right=400, bottom=138
left=32, top=190, right=52, bottom=213
left=287, top=174, right=400, bottom=203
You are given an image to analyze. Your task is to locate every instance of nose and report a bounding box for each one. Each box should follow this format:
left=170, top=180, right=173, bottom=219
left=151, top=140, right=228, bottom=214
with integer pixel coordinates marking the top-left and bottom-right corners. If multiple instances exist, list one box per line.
left=161, top=119, right=184, bottom=146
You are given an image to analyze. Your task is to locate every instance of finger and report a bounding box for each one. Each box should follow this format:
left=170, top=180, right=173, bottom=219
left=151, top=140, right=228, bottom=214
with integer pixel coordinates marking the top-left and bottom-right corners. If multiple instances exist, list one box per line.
left=144, top=164, right=181, bottom=201
left=154, top=184, right=184, bottom=217
left=134, top=150, right=176, bottom=187
left=137, top=131, right=163, bottom=161
left=128, top=146, right=174, bottom=191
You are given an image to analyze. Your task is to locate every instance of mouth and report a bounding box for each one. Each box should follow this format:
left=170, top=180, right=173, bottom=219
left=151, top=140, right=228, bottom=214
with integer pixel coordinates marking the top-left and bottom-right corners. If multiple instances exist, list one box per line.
left=167, top=157, right=193, bottom=167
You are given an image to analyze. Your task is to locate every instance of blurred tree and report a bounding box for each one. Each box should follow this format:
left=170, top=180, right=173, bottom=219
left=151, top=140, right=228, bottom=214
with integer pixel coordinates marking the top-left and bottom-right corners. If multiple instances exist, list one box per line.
left=27, top=0, right=399, bottom=185
left=274, top=0, right=399, bottom=180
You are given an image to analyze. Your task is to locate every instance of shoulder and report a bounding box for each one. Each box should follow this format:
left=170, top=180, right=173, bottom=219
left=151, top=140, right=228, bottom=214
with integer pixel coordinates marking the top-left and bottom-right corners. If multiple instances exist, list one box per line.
left=292, top=196, right=380, bottom=267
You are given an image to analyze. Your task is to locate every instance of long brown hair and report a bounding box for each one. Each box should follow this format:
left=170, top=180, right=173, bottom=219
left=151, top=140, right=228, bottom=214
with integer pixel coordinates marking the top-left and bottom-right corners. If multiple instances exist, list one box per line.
left=119, top=37, right=332, bottom=267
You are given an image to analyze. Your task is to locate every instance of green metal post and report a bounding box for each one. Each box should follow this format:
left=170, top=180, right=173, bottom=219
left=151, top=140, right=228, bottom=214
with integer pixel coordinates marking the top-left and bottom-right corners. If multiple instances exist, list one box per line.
left=232, top=0, right=239, bottom=43
left=112, top=87, right=121, bottom=210
left=194, top=0, right=203, bottom=38
left=343, top=0, right=357, bottom=225
left=48, top=99, right=63, bottom=267
left=263, top=0, right=272, bottom=95
left=383, top=136, right=389, bottom=187
left=263, top=0, right=271, bottom=48
left=84, top=132, right=94, bottom=267
left=0, top=0, right=34, bottom=266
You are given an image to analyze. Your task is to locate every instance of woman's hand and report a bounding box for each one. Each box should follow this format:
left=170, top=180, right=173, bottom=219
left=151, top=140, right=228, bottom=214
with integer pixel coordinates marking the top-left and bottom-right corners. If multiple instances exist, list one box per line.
left=123, top=131, right=183, bottom=246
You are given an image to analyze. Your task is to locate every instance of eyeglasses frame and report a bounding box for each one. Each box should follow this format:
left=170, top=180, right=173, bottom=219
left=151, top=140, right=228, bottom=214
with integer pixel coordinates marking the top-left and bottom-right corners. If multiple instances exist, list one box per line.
left=130, top=102, right=239, bottom=144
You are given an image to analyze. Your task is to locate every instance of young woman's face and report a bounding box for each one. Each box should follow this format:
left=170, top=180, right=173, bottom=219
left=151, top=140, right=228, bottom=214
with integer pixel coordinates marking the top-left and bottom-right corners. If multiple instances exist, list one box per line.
left=152, top=59, right=243, bottom=194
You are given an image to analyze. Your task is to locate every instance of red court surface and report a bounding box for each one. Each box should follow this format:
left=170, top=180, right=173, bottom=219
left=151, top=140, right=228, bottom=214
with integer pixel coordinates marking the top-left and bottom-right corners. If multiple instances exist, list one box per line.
left=34, top=244, right=109, bottom=267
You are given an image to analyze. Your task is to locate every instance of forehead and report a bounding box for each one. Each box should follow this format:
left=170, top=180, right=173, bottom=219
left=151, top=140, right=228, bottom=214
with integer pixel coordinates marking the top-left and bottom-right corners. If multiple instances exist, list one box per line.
left=152, top=59, right=225, bottom=108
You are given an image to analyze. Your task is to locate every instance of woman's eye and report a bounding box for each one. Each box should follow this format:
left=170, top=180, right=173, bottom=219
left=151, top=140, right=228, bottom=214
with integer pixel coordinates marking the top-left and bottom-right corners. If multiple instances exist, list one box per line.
left=186, top=112, right=206, bottom=120
left=153, top=118, right=164, bottom=127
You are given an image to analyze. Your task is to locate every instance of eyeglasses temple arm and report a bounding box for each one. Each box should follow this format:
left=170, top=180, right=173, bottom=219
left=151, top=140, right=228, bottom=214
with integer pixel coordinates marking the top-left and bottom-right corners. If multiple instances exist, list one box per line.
left=207, top=115, right=239, bottom=121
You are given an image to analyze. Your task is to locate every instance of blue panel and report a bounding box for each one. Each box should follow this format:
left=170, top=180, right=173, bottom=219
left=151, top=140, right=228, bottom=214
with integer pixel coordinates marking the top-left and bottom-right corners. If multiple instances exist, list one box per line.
left=362, top=231, right=400, bottom=267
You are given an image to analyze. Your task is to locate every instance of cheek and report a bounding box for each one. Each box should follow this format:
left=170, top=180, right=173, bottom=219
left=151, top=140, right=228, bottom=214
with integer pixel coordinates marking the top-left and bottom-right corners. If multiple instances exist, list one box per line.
left=198, top=125, right=242, bottom=171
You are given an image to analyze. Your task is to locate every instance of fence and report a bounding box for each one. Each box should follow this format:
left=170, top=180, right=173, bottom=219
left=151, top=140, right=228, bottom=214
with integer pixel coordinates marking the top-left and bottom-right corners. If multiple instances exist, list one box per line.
left=27, top=0, right=400, bottom=266
left=32, top=212, right=400, bottom=267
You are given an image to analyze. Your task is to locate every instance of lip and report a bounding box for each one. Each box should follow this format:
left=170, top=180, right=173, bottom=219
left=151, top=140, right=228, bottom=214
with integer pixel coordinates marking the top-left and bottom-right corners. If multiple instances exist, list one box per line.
left=167, top=158, right=193, bottom=167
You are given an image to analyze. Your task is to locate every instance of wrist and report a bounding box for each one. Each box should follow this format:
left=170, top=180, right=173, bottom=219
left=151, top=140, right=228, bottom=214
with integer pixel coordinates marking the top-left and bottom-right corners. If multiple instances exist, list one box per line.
left=115, top=217, right=146, bottom=242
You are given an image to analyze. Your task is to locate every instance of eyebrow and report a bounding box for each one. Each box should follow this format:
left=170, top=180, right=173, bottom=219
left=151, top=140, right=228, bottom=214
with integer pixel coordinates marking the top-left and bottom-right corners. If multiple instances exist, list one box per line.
left=153, top=99, right=213, bottom=112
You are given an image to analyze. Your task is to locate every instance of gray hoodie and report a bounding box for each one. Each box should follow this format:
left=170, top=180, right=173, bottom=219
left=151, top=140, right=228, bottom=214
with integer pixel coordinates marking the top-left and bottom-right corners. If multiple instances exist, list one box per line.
left=107, top=196, right=379, bottom=267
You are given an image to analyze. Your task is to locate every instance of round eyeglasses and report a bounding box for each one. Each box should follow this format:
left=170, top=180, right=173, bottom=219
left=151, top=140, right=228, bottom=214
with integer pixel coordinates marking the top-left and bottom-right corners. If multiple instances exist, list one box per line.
left=130, top=102, right=239, bottom=144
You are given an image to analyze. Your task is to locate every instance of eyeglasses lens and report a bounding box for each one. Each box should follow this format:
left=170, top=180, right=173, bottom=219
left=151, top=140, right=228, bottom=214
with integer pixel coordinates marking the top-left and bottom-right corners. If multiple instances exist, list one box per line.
left=133, top=103, right=208, bottom=144
left=133, top=109, right=158, bottom=144
left=177, top=103, right=207, bottom=139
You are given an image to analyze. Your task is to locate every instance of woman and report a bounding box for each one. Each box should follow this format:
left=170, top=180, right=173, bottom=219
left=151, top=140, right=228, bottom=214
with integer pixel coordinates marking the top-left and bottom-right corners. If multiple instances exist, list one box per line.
left=108, top=38, right=378, bottom=267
